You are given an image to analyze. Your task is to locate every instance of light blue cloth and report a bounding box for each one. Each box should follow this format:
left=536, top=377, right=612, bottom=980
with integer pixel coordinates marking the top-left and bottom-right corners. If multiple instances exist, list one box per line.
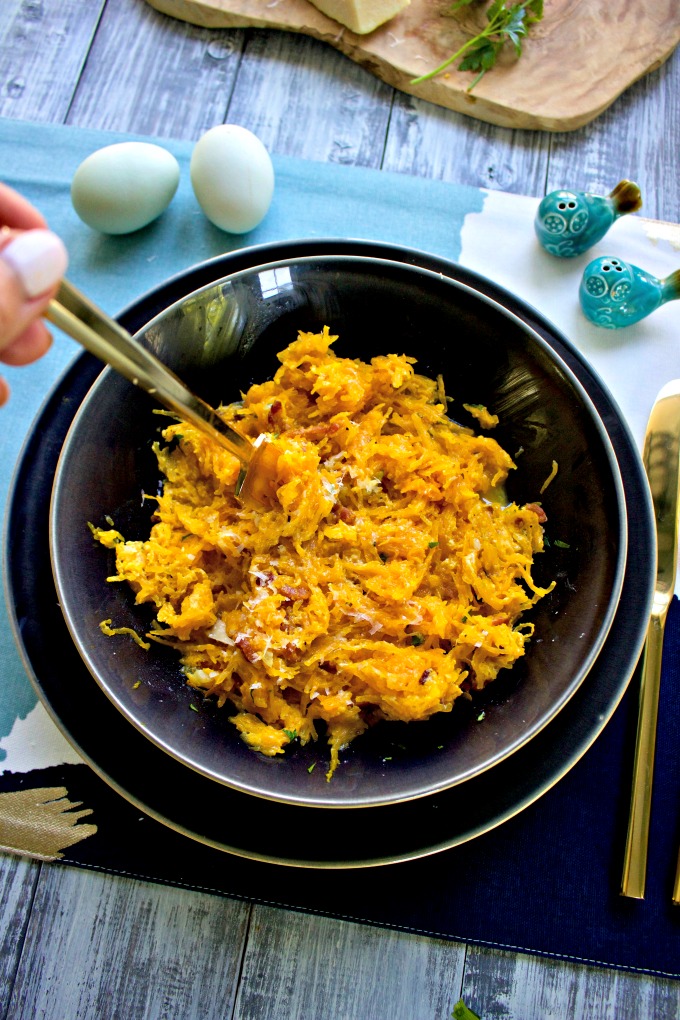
left=0, top=118, right=486, bottom=752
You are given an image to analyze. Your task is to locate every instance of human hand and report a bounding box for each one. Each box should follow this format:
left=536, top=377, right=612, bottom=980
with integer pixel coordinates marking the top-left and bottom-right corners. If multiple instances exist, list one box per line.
left=0, top=183, right=68, bottom=405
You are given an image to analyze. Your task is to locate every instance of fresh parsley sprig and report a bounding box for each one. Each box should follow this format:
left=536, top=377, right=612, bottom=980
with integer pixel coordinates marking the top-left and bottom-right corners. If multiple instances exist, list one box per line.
left=411, top=0, right=544, bottom=89
left=452, top=1000, right=482, bottom=1020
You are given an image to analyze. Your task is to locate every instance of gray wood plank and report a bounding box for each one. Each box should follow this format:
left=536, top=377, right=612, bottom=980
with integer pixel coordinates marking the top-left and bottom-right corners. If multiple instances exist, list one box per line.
left=5, top=865, right=251, bottom=1020
left=0, top=852, right=40, bottom=1020
left=233, top=904, right=466, bottom=1020
left=227, top=30, right=394, bottom=167
left=461, top=945, right=680, bottom=1020
left=546, top=46, right=680, bottom=221
left=0, top=0, right=104, bottom=124
left=382, top=92, right=550, bottom=196
left=66, top=0, right=244, bottom=140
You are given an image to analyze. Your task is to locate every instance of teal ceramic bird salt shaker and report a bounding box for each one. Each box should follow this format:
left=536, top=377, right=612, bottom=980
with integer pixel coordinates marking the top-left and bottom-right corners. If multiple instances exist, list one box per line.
left=579, top=256, right=680, bottom=328
left=535, top=180, right=642, bottom=257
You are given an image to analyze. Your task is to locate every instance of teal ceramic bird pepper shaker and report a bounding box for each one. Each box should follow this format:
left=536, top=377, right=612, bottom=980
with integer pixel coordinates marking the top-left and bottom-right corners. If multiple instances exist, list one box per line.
left=579, top=256, right=680, bottom=328
left=535, top=180, right=642, bottom=257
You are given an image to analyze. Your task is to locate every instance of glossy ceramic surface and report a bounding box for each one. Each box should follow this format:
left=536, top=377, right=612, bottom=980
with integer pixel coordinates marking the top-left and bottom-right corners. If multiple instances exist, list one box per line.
left=580, top=256, right=680, bottom=328
left=535, top=181, right=642, bottom=257
left=49, top=249, right=627, bottom=809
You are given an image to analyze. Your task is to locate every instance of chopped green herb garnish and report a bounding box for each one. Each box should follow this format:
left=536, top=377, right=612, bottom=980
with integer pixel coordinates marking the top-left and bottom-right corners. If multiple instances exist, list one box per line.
left=189, top=703, right=199, bottom=712
left=428, top=541, right=439, bottom=548
left=105, top=515, right=114, bottom=527
left=411, top=633, right=426, bottom=646
left=477, top=711, right=486, bottom=722
left=284, top=729, right=298, bottom=741
left=412, top=0, right=544, bottom=92
left=383, top=756, right=393, bottom=762
left=452, top=1000, right=482, bottom=1020
left=132, top=681, right=141, bottom=690
left=308, top=762, right=316, bottom=773
left=554, top=539, right=570, bottom=549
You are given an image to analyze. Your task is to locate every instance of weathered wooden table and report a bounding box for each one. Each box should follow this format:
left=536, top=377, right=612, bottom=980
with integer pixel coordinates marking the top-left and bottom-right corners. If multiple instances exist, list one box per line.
left=1, top=2, right=679, bottom=1016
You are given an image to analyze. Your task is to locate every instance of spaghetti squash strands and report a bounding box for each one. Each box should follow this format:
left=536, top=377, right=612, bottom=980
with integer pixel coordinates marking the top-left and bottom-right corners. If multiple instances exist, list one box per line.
left=95, top=328, right=554, bottom=779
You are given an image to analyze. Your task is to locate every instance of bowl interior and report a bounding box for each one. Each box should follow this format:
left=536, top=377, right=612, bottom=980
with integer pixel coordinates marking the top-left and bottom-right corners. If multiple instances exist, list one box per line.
left=50, top=255, right=626, bottom=808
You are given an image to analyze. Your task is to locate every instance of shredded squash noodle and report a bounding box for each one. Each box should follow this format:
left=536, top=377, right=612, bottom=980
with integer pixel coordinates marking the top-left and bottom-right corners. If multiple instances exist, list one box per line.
left=93, top=328, right=554, bottom=779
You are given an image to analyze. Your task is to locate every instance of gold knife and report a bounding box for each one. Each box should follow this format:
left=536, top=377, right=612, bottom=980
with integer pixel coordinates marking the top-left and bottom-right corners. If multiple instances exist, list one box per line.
left=621, top=379, right=680, bottom=899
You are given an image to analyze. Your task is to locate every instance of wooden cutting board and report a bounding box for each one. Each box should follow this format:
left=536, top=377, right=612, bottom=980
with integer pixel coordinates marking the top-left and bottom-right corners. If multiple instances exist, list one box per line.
left=145, top=0, right=680, bottom=131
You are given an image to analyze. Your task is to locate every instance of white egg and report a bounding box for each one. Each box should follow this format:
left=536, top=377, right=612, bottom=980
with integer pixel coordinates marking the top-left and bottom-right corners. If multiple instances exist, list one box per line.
left=190, top=125, right=274, bottom=234
left=71, top=142, right=180, bottom=235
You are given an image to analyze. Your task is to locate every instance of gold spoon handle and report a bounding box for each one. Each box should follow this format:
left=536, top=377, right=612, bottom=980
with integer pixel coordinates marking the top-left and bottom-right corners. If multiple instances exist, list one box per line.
left=46, top=279, right=253, bottom=466
left=621, top=612, right=666, bottom=898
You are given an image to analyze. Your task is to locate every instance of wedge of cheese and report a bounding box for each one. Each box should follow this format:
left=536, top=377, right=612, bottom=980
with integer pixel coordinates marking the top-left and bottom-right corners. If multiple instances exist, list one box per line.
left=307, top=0, right=410, bottom=34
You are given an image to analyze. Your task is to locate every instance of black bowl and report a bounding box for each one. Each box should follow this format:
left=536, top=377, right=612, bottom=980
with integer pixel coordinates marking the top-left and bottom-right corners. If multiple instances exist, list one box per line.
left=50, top=254, right=626, bottom=809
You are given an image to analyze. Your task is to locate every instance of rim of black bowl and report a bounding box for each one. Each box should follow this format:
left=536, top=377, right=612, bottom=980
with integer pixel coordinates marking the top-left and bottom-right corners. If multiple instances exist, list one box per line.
left=49, top=251, right=628, bottom=810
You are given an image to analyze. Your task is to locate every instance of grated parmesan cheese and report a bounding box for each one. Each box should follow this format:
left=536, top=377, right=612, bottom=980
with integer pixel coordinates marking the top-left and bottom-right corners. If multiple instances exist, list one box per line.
left=96, top=327, right=554, bottom=779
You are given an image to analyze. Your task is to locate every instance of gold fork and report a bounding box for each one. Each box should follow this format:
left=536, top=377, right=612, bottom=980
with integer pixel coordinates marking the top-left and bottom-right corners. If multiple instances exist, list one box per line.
left=46, top=279, right=278, bottom=504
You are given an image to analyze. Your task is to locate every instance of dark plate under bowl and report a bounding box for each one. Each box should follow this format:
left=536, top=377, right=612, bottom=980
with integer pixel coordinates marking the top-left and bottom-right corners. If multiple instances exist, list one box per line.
left=49, top=253, right=626, bottom=809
